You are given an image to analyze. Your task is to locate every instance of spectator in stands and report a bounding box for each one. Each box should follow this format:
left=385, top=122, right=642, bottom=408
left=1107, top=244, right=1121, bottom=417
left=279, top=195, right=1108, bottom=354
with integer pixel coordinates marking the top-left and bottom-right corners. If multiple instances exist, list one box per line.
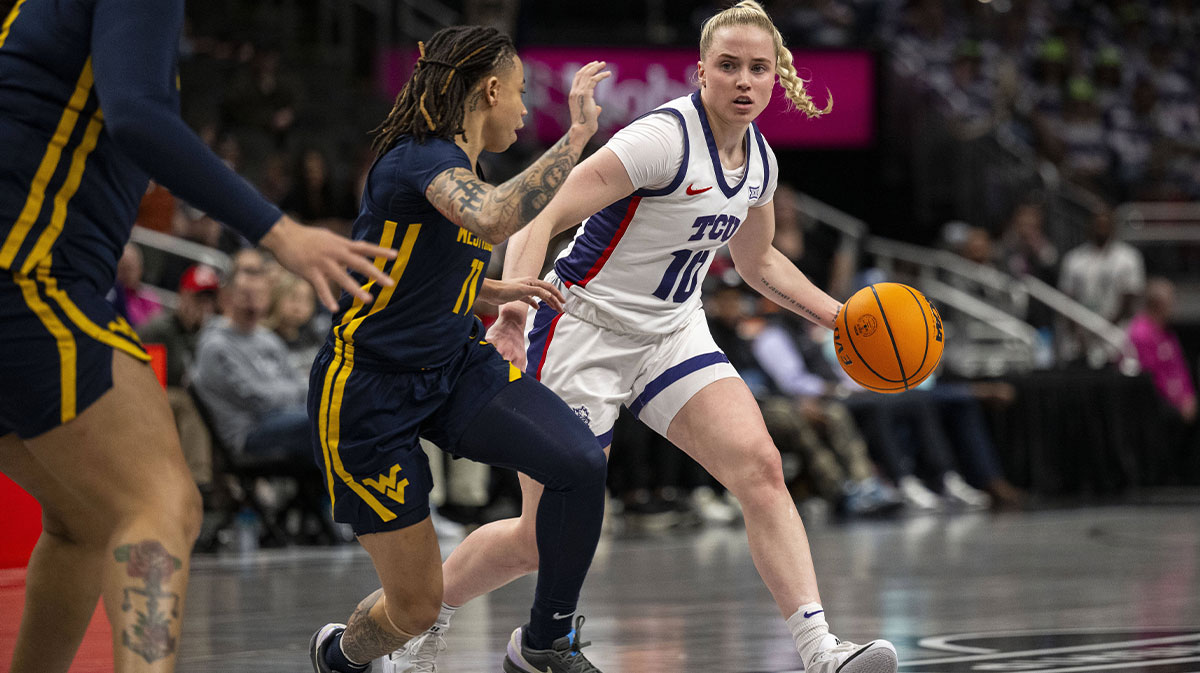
left=138, top=264, right=220, bottom=487
left=744, top=305, right=904, bottom=518
left=265, top=271, right=325, bottom=379
left=806, top=326, right=997, bottom=511
left=1058, top=204, right=1145, bottom=367
left=1046, top=77, right=1115, bottom=196
left=998, top=200, right=1059, bottom=288
left=997, top=199, right=1059, bottom=355
left=1128, top=278, right=1198, bottom=482
left=110, top=242, right=163, bottom=327
left=941, top=40, right=996, bottom=140
left=1108, top=76, right=1170, bottom=201
left=220, top=46, right=298, bottom=151
left=280, top=148, right=358, bottom=236
left=192, top=267, right=309, bottom=460
left=1129, top=279, right=1194, bottom=412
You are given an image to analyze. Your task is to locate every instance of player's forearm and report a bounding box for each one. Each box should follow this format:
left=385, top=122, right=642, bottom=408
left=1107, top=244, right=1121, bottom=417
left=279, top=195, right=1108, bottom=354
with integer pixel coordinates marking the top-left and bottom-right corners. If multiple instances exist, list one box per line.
left=473, top=129, right=589, bottom=244
left=102, top=98, right=281, bottom=243
left=496, top=222, right=554, bottom=322
left=745, top=250, right=841, bottom=330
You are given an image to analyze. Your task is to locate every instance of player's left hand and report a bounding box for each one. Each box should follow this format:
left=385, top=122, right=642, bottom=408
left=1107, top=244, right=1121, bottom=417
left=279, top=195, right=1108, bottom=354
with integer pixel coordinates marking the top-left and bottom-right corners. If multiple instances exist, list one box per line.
left=260, top=215, right=397, bottom=311
left=478, top=277, right=565, bottom=312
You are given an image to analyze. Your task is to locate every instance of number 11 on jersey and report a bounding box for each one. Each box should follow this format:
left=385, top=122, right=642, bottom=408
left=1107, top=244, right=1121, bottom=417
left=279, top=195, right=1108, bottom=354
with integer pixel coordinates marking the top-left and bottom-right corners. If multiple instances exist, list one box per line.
left=453, top=258, right=485, bottom=314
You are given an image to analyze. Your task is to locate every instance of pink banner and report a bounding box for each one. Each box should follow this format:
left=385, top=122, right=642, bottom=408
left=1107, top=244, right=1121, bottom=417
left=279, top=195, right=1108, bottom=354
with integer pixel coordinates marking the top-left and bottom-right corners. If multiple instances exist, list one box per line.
left=378, top=47, right=876, bottom=149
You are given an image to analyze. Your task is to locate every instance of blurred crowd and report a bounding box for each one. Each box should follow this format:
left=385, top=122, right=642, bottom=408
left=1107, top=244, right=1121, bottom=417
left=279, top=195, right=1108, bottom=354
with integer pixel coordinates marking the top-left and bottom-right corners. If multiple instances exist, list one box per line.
left=880, top=0, right=1200, bottom=202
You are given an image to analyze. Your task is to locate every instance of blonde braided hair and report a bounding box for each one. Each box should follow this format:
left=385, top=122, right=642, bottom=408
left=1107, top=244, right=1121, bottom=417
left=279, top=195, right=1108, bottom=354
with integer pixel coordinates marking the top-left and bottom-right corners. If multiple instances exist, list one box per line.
left=699, top=0, right=832, bottom=118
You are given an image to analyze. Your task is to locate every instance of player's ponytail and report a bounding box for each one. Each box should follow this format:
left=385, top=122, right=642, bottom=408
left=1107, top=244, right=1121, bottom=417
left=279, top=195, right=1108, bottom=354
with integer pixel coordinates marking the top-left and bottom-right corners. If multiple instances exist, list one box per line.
left=699, top=0, right=832, bottom=118
left=372, top=25, right=517, bottom=153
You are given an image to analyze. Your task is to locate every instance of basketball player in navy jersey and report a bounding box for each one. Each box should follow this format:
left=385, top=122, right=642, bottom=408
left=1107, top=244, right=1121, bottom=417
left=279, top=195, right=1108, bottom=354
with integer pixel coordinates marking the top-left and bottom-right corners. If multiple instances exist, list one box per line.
left=306, top=26, right=612, bottom=673
left=0, top=1, right=397, bottom=671
left=389, top=3, right=898, bottom=673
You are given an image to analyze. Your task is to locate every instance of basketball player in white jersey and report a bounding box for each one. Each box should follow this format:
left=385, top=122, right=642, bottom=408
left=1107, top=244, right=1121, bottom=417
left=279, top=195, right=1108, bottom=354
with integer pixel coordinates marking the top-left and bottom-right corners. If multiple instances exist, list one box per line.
left=385, top=3, right=898, bottom=673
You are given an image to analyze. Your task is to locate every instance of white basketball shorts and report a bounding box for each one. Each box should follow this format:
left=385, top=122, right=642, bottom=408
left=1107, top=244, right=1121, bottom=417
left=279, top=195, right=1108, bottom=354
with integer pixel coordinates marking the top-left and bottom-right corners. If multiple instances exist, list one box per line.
left=523, top=304, right=739, bottom=446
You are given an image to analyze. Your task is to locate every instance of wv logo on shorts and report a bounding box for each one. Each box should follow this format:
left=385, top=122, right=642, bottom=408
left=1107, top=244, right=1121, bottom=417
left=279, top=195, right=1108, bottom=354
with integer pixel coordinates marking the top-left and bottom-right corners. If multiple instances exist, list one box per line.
left=363, top=465, right=409, bottom=505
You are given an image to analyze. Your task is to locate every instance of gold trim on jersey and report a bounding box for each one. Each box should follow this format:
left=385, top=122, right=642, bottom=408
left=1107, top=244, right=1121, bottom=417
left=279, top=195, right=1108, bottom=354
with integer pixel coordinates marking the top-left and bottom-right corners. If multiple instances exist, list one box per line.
left=0, top=59, right=95, bottom=269
left=11, top=271, right=77, bottom=423
left=335, top=221, right=421, bottom=344
left=318, top=222, right=422, bottom=521
left=36, top=257, right=150, bottom=363
left=22, top=108, right=105, bottom=274
left=315, top=340, right=398, bottom=522
left=0, top=0, right=27, bottom=49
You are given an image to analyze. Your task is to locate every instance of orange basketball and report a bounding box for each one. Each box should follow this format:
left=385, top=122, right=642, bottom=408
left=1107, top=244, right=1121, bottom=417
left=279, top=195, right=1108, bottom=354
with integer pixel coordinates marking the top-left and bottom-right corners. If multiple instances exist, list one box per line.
left=832, top=283, right=944, bottom=393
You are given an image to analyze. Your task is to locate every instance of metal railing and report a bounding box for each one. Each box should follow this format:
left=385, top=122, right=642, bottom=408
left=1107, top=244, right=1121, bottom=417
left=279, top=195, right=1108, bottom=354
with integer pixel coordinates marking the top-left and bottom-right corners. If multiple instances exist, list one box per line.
left=796, top=192, right=1138, bottom=375
left=130, top=227, right=232, bottom=310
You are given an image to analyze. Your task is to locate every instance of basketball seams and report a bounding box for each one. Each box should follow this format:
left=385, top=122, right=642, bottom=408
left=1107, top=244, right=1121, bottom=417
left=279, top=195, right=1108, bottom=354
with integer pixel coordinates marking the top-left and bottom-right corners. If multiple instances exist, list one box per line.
left=868, top=284, right=911, bottom=390
left=899, top=283, right=933, bottom=381
left=841, top=296, right=890, bottom=384
left=841, top=285, right=910, bottom=385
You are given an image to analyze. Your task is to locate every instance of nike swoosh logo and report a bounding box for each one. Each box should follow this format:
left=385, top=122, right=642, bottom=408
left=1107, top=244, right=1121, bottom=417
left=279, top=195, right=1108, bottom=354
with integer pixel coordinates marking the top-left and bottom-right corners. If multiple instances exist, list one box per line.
left=804, top=609, right=824, bottom=618
left=552, top=612, right=575, bottom=620
left=686, top=183, right=712, bottom=195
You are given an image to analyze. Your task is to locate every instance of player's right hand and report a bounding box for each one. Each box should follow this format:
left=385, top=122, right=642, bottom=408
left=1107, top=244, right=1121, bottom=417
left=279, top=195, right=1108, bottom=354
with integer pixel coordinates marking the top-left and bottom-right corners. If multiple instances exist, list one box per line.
left=486, top=305, right=529, bottom=370
left=566, top=61, right=611, bottom=140
left=260, top=215, right=397, bottom=311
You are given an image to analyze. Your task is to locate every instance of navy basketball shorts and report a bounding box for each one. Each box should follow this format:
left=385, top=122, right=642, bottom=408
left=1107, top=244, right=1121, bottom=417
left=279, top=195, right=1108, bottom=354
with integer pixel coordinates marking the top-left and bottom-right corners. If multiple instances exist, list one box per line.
left=0, top=265, right=149, bottom=439
left=308, top=333, right=526, bottom=535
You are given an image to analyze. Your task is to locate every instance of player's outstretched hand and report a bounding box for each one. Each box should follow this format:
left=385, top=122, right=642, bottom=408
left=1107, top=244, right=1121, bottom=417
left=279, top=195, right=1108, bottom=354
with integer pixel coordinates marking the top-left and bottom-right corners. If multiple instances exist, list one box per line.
left=260, top=215, right=397, bottom=311
left=486, top=303, right=533, bottom=370
left=566, top=61, right=611, bottom=139
left=479, top=277, right=565, bottom=312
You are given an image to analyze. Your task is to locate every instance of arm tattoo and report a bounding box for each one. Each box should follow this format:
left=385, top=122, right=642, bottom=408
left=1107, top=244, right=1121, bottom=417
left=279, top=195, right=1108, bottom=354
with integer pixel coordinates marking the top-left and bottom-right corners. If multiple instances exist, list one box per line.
left=577, top=95, right=586, bottom=124
left=427, top=135, right=579, bottom=243
left=761, top=276, right=824, bottom=323
left=340, top=589, right=413, bottom=663
left=450, top=176, right=486, bottom=212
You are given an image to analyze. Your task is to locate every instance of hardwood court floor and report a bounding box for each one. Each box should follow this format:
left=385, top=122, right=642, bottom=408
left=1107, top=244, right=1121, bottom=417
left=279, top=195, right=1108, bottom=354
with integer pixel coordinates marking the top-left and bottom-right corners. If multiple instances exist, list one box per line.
left=173, top=501, right=1200, bottom=673
left=2, top=501, right=1197, bottom=672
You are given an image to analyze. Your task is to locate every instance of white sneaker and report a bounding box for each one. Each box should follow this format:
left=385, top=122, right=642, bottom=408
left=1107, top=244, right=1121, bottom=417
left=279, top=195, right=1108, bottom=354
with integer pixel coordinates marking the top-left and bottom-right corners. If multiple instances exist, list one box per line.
left=808, top=639, right=898, bottom=673
left=381, top=628, right=446, bottom=673
left=898, top=476, right=941, bottom=511
left=691, top=486, right=741, bottom=525
left=942, top=472, right=991, bottom=510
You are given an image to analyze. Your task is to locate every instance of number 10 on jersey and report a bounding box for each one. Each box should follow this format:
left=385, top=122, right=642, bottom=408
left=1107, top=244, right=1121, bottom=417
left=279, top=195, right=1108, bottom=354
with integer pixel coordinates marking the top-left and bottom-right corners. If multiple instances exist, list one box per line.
left=652, top=249, right=710, bottom=303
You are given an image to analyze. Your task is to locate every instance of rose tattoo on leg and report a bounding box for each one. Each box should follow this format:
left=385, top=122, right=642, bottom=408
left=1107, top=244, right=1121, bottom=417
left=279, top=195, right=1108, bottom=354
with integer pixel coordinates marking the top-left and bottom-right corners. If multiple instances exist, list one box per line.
left=114, top=539, right=183, bottom=663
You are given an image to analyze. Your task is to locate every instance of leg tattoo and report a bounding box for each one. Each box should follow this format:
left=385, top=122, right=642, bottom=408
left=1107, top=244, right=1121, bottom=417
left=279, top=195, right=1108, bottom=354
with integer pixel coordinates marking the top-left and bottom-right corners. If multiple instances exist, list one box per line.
left=113, top=539, right=183, bottom=663
left=340, top=589, right=414, bottom=663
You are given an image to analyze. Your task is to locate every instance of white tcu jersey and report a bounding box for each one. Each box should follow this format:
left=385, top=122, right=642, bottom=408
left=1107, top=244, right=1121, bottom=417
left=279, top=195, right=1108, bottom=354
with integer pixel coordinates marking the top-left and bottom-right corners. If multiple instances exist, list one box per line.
left=551, top=92, right=773, bottom=335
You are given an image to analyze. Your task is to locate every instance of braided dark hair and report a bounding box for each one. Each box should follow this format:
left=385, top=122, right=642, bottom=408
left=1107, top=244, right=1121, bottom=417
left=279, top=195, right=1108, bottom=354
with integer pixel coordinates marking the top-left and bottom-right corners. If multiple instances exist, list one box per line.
left=372, top=25, right=517, bottom=154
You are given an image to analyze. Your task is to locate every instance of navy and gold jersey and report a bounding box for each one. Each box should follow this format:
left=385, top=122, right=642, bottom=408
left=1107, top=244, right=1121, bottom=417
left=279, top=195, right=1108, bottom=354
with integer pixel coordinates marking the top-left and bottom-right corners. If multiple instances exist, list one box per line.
left=0, top=0, right=280, bottom=286
left=0, top=0, right=154, bottom=284
left=331, top=136, right=494, bottom=368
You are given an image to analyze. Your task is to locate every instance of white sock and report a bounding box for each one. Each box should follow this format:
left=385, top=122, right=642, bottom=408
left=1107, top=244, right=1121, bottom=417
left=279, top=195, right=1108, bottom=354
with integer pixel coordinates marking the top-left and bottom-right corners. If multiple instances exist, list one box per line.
left=787, top=602, right=839, bottom=669
left=429, top=602, right=458, bottom=634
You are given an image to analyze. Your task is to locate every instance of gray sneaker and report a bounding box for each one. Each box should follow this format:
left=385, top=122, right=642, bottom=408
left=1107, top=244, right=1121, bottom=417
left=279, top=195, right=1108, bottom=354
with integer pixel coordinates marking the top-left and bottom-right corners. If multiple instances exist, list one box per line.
left=381, top=628, right=445, bottom=673
left=502, top=615, right=603, bottom=673
left=310, top=623, right=372, bottom=673
left=807, top=639, right=898, bottom=673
